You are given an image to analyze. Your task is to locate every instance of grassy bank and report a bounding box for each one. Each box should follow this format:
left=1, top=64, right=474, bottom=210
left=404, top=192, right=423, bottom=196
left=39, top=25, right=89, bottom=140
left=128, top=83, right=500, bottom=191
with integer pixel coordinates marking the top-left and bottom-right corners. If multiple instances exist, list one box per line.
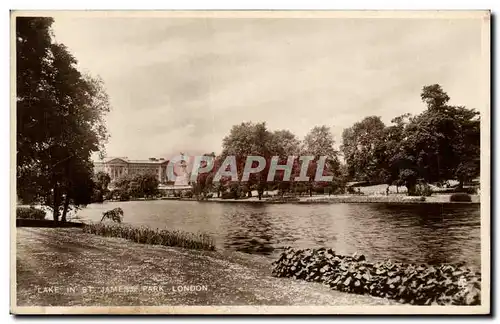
left=15, top=228, right=395, bottom=307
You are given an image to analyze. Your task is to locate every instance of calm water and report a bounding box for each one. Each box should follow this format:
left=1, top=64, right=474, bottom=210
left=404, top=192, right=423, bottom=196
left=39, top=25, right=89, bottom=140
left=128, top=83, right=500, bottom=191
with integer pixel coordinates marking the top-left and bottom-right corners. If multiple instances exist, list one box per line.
left=76, top=201, right=481, bottom=270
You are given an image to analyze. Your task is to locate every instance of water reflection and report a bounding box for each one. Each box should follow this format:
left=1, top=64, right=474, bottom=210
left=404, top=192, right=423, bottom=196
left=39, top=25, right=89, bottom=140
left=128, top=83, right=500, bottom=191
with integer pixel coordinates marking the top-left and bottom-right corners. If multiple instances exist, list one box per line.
left=223, top=207, right=275, bottom=255
left=77, top=201, right=480, bottom=270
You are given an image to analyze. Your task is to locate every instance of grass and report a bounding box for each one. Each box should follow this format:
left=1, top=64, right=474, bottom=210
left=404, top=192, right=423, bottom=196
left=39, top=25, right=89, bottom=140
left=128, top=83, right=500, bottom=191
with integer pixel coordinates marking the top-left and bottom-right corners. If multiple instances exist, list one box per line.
left=83, top=223, right=216, bottom=251
left=16, top=228, right=395, bottom=307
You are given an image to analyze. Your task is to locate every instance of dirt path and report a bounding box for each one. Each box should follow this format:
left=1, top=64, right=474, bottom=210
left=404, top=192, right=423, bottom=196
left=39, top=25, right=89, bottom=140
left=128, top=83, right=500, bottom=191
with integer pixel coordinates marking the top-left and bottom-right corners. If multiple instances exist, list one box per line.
left=16, top=228, right=395, bottom=306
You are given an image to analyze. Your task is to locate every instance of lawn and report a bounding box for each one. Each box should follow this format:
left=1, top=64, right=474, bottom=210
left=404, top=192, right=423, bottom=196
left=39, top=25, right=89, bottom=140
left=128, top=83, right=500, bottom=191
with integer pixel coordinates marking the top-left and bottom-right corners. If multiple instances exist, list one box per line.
left=15, top=228, right=395, bottom=307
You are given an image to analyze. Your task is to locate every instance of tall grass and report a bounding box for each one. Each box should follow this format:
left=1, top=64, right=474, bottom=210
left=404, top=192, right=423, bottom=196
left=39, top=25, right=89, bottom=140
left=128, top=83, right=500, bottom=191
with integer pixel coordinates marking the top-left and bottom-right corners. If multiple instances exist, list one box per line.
left=83, top=223, right=216, bottom=251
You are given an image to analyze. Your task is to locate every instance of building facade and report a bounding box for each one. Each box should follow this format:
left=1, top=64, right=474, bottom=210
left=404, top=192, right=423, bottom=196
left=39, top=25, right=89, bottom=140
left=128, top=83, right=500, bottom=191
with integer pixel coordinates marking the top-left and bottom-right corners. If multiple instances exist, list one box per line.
left=93, top=157, right=170, bottom=183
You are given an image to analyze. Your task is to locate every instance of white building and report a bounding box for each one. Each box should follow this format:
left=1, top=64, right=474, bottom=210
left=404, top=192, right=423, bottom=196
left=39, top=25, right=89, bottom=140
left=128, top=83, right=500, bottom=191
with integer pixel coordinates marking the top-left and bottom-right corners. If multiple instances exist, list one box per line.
left=93, top=157, right=169, bottom=183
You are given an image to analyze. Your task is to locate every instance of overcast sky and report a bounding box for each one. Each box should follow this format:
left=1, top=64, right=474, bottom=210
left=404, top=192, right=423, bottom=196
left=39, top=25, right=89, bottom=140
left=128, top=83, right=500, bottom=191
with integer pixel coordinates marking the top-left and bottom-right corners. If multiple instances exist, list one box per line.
left=51, top=14, right=484, bottom=160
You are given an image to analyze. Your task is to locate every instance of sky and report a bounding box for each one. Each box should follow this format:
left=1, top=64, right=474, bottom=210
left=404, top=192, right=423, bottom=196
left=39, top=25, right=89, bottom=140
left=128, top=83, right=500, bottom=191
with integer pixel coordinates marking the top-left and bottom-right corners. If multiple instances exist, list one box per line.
left=51, top=13, right=486, bottom=160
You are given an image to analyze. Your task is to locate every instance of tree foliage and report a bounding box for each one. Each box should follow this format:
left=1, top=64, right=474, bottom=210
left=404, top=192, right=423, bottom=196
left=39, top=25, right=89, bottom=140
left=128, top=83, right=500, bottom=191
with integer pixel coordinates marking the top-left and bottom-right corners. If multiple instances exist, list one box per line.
left=341, top=116, right=386, bottom=182
left=16, top=17, right=110, bottom=220
left=112, top=173, right=159, bottom=199
left=215, top=123, right=343, bottom=199
left=341, top=84, right=480, bottom=195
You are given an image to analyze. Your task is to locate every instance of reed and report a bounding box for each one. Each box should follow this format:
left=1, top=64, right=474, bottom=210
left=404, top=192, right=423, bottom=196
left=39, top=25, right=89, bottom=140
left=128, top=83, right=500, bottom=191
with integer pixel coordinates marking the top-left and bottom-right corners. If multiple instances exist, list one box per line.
left=83, top=223, right=216, bottom=251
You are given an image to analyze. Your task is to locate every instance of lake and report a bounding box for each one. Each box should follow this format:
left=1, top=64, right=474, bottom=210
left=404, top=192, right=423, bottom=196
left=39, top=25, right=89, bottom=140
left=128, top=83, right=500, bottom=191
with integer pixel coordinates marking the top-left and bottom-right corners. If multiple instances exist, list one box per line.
left=76, top=200, right=481, bottom=270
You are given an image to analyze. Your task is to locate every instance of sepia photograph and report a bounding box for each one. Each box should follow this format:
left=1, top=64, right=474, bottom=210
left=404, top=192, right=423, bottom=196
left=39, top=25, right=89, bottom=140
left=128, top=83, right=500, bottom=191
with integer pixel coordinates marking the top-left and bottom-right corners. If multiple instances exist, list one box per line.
left=11, top=10, right=490, bottom=315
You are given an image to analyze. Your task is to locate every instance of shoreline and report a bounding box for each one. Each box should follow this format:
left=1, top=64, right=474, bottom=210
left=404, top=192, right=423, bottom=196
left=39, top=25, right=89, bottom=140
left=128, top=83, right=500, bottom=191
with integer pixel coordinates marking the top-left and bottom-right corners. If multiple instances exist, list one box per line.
left=97, top=193, right=482, bottom=205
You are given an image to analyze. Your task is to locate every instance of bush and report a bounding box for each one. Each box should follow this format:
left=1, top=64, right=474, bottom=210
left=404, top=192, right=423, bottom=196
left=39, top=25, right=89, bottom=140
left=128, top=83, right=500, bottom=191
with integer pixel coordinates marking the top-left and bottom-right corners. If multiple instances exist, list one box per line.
left=450, top=193, right=472, bottom=202
left=83, top=223, right=216, bottom=251
left=403, top=196, right=426, bottom=202
left=415, top=182, right=433, bottom=196
left=220, top=192, right=233, bottom=199
left=16, top=207, right=46, bottom=220
left=272, top=247, right=481, bottom=305
left=100, top=207, right=124, bottom=223
left=182, top=191, right=193, bottom=198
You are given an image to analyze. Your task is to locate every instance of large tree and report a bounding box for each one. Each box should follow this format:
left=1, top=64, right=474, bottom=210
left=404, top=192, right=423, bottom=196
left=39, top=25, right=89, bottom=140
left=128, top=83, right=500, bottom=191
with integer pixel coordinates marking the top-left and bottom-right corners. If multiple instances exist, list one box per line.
left=220, top=122, right=273, bottom=200
left=341, top=116, right=386, bottom=182
left=301, top=126, right=341, bottom=196
left=16, top=17, right=110, bottom=220
left=403, top=84, right=480, bottom=188
left=340, top=84, right=480, bottom=195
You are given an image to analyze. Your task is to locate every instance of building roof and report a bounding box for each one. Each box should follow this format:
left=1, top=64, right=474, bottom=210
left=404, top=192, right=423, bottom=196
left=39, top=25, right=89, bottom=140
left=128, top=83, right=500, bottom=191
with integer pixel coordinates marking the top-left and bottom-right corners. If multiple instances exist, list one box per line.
left=94, top=157, right=169, bottom=165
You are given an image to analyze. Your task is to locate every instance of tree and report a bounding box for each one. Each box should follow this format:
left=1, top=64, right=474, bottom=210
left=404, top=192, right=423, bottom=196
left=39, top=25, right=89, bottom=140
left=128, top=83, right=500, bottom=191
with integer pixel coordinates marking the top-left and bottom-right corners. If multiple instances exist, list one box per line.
left=269, top=130, right=300, bottom=158
left=193, top=153, right=216, bottom=199
left=341, top=116, right=386, bottom=182
left=301, top=126, right=341, bottom=196
left=268, top=130, right=300, bottom=197
left=339, top=84, right=479, bottom=195
left=92, top=171, right=111, bottom=202
left=221, top=122, right=273, bottom=200
left=402, top=84, right=480, bottom=188
left=95, top=171, right=111, bottom=191
left=138, top=173, right=159, bottom=198
left=112, top=173, right=159, bottom=199
left=16, top=17, right=110, bottom=220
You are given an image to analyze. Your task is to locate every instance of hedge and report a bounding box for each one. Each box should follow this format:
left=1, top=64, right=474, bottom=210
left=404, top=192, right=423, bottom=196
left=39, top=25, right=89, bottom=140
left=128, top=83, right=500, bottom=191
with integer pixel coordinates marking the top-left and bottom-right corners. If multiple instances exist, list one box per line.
left=16, top=207, right=46, bottom=220
left=450, top=193, right=472, bottom=202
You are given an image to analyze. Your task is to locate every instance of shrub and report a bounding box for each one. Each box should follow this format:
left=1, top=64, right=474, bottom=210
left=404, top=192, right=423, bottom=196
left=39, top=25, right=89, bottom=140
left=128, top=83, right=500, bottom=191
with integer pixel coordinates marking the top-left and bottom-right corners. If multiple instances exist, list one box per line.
left=347, top=186, right=356, bottom=194
left=415, top=182, right=433, bottom=196
left=16, top=207, right=46, bottom=220
left=465, top=187, right=478, bottom=194
left=83, top=223, right=216, bottom=251
left=119, top=192, right=130, bottom=201
left=272, top=247, right=480, bottom=305
left=403, top=196, right=426, bottom=202
left=220, top=192, right=233, bottom=199
left=100, top=207, right=124, bottom=223
left=454, top=187, right=478, bottom=194
left=450, top=193, right=472, bottom=202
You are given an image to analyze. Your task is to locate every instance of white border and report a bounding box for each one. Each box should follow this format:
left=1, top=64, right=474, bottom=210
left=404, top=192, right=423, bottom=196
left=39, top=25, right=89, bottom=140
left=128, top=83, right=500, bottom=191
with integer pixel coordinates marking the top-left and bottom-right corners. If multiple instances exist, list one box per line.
left=3, top=2, right=496, bottom=322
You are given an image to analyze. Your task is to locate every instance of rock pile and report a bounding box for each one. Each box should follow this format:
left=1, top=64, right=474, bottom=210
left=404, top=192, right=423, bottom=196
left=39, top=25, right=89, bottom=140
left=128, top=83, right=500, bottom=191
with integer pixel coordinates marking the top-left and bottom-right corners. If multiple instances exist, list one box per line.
left=272, top=247, right=481, bottom=305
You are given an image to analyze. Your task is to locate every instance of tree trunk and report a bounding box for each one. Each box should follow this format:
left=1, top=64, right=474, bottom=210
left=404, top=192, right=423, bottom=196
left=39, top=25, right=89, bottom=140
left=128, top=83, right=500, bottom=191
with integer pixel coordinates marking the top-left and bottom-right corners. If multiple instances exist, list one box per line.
left=61, top=195, right=70, bottom=222
left=406, top=183, right=416, bottom=196
left=52, top=185, right=60, bottom=222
